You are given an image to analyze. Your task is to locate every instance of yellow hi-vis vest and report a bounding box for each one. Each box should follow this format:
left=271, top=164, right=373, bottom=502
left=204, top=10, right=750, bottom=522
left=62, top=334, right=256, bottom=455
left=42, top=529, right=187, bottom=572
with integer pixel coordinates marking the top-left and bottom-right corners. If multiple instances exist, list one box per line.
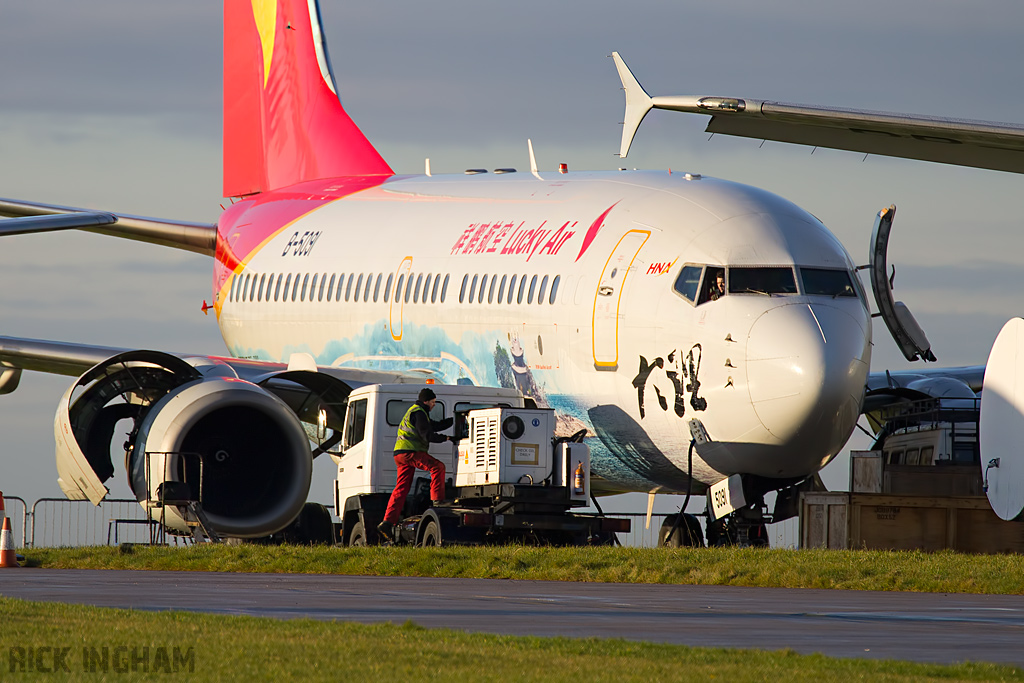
left=394, top=403, right=429, bottom=453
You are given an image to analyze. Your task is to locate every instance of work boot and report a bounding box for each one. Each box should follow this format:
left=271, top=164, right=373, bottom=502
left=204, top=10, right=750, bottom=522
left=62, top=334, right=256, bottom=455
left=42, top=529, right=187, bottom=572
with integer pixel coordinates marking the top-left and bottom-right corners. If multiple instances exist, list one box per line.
left=431, top=499, right=450, bottom=507
left=376, top=520, right=395, bottom=543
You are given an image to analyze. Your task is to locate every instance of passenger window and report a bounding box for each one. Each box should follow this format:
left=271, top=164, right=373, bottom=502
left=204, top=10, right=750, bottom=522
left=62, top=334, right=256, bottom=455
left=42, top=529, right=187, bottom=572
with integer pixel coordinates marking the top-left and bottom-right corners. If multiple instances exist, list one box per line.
left=469, top=275, right=478, bottom=304
left=488, top=274, right=497, bottom=303
left=258, top=274, right=266, bottom=302
left=344, top=398, right=368, bottom=449
left=423, top=274, right=432, bottom=303
left=345, top=274, right=354, bottom=301
left=384, top=273, right=393, bottom=303
left=508, top=275, right=517, bottom=304
left=301, top=273, right=309, bottom=301
left=728, top=267, right=797, bottom=295
left=310, top=274, right=318, bottom=301
left=527, top=275, right=537, bottom=304
left=441, top=274, right=450, bottom=303
left=336, top=273, right=345, bottom=302
left=478, top=275, right=488, bottom=304
left=242, top=274, right=251, bottom=302
left=327, top=274, right=335, bottom=301
left=549, top=275, right=560, bottom=304
left=920, top=446, right=935, bottom=466
left=459, top=275, right=468, bottom=303
left=673, top=265, right=704, bottom=303
left=395, top=274, right=405, bottom=304
left=538, top=275, right=548, bottom=304
left=250, top=274, right=259, bottom=301
left=372, top=274, right=381, bottom=302
left=414, top=274, right=424, bottom=303
left=800, top=268, right=857, bottom=297
left=404, top=272, right=414, bottom=303
left=498, top=275, right=507, bottom=304
left=905, top=448, right=920, bottom=466
left=275, top=274, right=283, bottom=302
left=386, top=399, right=445, bottom=425
left=517, top=274, right=527, bottom=303
left=354, top=274, right=363, bottom=301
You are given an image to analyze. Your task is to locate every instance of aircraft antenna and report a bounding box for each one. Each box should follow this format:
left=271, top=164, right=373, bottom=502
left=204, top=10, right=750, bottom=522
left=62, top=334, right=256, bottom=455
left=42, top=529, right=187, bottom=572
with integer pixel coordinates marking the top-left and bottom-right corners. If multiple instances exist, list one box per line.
left=425, top=158, right=432, bottom=177
left=528, top=139, right=543, bottom=180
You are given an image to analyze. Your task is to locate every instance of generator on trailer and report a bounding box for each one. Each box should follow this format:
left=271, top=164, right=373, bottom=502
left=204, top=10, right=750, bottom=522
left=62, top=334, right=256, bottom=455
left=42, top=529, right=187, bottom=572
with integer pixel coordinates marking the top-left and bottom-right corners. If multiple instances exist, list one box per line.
left=332, top=384, right=629, bottom=546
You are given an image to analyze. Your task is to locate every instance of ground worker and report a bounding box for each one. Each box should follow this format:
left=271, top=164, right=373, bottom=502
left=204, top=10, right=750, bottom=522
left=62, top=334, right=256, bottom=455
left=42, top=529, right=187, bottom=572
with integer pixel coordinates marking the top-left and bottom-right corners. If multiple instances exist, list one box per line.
left=377, top=388, right=453, bottom=542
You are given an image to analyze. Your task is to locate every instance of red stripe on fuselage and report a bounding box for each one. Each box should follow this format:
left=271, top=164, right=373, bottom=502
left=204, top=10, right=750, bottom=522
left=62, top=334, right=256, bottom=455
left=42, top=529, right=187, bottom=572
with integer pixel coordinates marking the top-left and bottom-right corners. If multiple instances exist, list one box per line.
left=214, top=175, right=393, bottom=296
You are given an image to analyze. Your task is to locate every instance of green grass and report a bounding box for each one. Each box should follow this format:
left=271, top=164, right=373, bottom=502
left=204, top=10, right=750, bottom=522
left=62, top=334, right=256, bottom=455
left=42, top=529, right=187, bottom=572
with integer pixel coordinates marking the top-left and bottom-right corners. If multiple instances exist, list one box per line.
left=22, top=544, right=1024, bottom=594
left=0, top=597, right=1019, bottom=682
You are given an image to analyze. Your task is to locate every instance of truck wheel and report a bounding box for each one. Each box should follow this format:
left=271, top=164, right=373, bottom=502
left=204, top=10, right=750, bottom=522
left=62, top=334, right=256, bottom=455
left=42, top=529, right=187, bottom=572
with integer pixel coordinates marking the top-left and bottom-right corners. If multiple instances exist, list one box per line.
left=349, top=521, right=367, bottom=547
left=659, top=513, right=704, bottom=548
left=421, top=520, right=441, bottom=547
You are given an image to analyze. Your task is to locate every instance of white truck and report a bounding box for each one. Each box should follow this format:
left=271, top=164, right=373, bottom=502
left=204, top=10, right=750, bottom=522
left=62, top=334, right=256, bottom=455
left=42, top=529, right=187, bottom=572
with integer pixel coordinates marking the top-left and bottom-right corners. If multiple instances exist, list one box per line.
left=332, top=383, right=629, bottom=546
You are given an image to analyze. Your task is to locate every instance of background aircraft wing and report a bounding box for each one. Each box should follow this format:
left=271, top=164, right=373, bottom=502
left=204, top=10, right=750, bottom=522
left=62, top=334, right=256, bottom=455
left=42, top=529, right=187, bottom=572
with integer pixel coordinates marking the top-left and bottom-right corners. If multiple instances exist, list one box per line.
left=862, top=365, right=984, bottom=414
left=612, top=53, right=1024, bottom=174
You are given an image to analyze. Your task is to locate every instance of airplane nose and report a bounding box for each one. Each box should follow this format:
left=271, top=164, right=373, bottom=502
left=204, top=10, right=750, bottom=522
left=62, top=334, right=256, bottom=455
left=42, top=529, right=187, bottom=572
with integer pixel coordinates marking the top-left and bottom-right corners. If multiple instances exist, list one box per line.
left=745, top=302, right=869, bottom=470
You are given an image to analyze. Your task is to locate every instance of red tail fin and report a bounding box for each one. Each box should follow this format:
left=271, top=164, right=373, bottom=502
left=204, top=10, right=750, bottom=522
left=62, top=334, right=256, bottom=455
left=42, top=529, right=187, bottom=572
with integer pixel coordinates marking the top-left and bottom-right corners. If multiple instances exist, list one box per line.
left=223, top=0, right=393, bottom=197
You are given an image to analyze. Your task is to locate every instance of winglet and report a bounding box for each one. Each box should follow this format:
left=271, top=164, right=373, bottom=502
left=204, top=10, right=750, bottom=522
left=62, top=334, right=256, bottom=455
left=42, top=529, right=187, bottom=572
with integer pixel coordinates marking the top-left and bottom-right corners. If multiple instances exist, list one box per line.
left=612, top=52, right=653, bottom=158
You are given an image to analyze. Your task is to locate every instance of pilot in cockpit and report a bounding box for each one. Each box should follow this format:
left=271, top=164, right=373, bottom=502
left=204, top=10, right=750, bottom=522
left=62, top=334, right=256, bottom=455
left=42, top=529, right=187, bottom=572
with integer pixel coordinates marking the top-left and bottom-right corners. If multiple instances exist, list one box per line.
left=709, top=269, right=726, bottom=301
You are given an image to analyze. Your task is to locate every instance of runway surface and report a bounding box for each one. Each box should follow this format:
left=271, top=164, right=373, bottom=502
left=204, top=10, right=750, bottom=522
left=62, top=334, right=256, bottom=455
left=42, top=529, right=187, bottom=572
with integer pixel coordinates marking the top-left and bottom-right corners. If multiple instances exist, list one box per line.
left=3, top=569, right=1023, bottom=666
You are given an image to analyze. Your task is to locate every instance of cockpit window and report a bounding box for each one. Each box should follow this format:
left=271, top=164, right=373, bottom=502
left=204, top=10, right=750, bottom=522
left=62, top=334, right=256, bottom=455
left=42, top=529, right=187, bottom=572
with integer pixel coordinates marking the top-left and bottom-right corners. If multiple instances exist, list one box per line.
left=800, top=268, right=857, bottom=297
left=728, top=267, right=797, bottom=295
left=672, top=265, right=703, bottom=303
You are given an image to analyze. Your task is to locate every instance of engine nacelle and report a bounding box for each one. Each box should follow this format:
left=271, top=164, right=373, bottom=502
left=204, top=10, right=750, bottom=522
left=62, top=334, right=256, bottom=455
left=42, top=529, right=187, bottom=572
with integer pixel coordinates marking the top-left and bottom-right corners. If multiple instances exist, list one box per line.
left=129, top=377, right=312, bottom=537
left=53, top=350, right=345, bottom=539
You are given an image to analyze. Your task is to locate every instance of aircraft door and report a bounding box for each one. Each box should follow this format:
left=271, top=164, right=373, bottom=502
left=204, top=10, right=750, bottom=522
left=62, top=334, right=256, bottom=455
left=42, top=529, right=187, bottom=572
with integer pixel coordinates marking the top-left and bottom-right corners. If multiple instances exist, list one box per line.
left=389, top=257, right=413, bottom=341
left=592, top=229, right=650, bottom=370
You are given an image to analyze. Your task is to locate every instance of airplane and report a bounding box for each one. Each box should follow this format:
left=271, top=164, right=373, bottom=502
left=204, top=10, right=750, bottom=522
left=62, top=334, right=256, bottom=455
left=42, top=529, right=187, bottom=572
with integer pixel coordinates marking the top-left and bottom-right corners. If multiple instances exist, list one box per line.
left=0, top=1, right=1017, bottom=543
left=609, top=52, right=1024, bottom=525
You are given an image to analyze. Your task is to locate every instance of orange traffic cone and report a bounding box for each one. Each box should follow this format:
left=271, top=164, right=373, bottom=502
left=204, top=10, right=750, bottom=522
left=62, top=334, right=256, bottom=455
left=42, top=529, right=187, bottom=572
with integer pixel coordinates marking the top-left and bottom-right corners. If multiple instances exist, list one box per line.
left=0, top=517, right=18, bottom=568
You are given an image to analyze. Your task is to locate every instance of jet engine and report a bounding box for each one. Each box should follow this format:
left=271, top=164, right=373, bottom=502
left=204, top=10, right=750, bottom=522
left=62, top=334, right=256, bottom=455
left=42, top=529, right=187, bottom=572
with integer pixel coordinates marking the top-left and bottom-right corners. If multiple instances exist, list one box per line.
left=55, top=350, right=350, bottom=538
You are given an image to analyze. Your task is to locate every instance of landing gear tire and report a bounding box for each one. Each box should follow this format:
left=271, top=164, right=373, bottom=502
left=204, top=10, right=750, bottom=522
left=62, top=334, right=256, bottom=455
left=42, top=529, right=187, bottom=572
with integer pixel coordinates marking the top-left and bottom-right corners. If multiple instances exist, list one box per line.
left=659, top=513, right=704, bottom=548
left=349, top=521, right=367, bottom=547
left=421, top=520, right=441, bottom=547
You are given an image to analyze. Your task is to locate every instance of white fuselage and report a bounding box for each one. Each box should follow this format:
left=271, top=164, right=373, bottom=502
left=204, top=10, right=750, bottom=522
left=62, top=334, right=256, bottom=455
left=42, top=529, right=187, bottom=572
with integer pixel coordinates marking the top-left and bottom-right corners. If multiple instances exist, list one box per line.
left=215, top=170, right=872, bottom=495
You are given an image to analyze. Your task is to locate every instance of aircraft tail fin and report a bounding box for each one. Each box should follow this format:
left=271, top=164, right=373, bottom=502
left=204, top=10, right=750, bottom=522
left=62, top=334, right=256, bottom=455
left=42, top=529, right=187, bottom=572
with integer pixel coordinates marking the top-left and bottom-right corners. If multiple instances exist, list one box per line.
left=612, top=52, right=653, bottom=159
left=223, top=0, right=393, bottom=197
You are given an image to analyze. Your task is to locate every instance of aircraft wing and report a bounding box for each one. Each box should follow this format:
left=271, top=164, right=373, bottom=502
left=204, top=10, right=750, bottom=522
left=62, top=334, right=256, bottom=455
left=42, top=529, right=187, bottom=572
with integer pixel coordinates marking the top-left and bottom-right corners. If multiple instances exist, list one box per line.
left=612, top=53, right=1024, bottom=174
left=0, top=335, right=422, bottom=386
left=0, top=197, right=217, bottom=255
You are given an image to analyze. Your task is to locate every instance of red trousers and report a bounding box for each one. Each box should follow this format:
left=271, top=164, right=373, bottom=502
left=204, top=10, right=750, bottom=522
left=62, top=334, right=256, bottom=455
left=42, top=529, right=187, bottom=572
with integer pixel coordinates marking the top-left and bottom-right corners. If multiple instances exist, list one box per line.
left=384, top=451, right=446, bottom=523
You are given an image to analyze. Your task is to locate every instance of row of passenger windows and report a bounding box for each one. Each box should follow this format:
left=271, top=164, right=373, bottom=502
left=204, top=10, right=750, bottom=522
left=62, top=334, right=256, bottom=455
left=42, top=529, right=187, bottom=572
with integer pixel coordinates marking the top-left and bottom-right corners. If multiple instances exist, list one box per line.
left=672, top=264, right=860, bottom=305
left=228, top=270, right=562, bottom=306
left=458, top=273, right=560, bottom=305
left=229, top=271, right=452, bottom=305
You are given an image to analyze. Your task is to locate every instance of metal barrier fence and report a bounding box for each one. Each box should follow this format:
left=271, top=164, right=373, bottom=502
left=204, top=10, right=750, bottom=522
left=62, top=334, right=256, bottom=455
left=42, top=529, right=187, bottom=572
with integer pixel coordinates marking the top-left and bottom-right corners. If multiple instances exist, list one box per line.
left=1, top=496, right=28, bottom=549
left=7, top=496, right=805, bottom=549
left=28, top=498, right=161, bottom=548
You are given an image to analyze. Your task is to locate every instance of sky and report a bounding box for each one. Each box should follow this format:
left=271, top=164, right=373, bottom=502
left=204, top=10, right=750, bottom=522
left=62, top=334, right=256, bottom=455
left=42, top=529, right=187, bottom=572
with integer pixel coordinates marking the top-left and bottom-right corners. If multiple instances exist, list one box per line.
left=1, top=0, right=1023, bottom=512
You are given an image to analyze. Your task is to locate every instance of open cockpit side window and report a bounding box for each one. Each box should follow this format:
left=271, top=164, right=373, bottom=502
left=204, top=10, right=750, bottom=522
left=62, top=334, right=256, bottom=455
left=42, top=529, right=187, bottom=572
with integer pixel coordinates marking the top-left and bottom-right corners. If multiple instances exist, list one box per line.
left=698, top=267, right=726, bottom=304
